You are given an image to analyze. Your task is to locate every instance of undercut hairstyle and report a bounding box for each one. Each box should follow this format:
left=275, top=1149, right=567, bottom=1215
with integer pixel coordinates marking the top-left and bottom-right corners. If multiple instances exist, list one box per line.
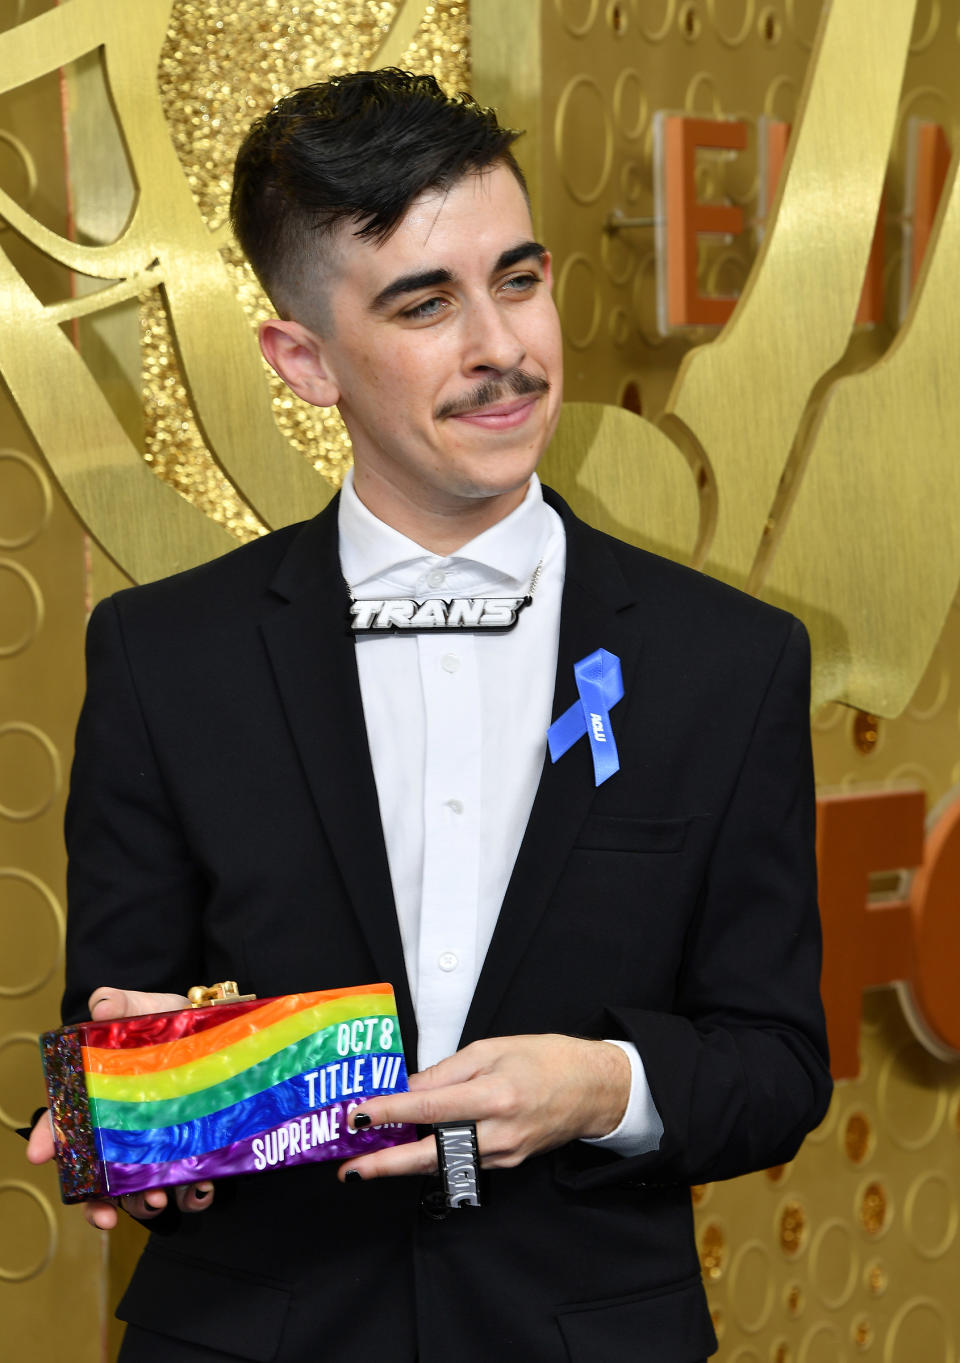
left=230, top=68, right=527, bottom=333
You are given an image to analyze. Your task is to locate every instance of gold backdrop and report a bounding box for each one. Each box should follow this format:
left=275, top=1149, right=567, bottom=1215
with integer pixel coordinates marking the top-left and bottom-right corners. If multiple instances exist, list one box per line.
left=2, top=1, right=960, bottom=1360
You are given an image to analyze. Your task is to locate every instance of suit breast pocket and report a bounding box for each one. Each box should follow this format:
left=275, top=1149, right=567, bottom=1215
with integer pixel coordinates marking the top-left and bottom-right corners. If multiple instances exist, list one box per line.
left=573, top=813, right=690, bottom=855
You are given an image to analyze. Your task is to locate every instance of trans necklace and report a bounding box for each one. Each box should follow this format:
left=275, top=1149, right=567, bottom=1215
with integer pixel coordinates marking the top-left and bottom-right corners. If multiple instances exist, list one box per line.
left=348, top=559, right=544, bottom=635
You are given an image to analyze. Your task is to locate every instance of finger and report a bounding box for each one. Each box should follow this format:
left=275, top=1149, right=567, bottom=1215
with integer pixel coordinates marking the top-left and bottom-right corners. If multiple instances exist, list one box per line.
left=119, top=1188, right=170, bottom=1222
left=88, top=987, right=190, bottom=1021
left=349, top=1076, right=500, bottom=1132
left=26, top=1112, right=54, bottom=1165
left=407, top=1042, right=491, bottom=1092
left=84, top=1199, right=120, bottom=1230
left=339, top=1133, right=438, bottom=1183
left=174, top=1182, right=215, bottom=1213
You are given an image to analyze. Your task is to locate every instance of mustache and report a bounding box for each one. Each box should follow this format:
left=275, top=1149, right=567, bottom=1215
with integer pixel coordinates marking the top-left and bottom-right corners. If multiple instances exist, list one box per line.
left=435, top=369, right=550, bottom=420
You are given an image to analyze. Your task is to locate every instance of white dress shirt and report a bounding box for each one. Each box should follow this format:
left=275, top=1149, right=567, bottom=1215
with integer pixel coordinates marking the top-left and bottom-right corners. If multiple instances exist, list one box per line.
left=338, top=470, right=662, bottom=1157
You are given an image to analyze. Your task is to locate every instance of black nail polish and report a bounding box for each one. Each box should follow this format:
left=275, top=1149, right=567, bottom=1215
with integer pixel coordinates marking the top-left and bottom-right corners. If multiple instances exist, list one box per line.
left=345, top=1170, right=363, bottom=1182
left=352, top=1112, right=371, bottom=1129
left=195, top=1189, right=209, bottom=1200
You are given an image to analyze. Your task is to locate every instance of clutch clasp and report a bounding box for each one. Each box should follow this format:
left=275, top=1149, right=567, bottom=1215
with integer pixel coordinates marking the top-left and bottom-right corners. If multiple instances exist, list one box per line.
left=187, top=981, right=257, bottom=1007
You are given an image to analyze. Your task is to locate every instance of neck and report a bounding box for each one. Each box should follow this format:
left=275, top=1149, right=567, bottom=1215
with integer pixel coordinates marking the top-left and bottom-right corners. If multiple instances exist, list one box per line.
left=351, top=470, right=530, bottom=555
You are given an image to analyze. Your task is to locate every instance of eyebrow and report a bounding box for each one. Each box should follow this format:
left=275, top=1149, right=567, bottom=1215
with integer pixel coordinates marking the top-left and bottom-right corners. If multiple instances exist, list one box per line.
left=369, top=239, right=547, bottom=313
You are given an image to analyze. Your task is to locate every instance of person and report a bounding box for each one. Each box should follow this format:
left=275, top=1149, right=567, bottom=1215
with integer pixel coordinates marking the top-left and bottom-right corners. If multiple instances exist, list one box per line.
left=29, top=69, right=831, bottom=1362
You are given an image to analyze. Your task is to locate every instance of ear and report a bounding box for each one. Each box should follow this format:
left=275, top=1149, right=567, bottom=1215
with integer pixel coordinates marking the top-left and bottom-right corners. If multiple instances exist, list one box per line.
left=258, top=319, right=341, bottom=407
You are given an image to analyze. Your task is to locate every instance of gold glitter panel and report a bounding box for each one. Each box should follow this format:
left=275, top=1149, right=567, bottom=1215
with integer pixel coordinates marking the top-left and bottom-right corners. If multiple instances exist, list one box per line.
left=142, top=0, right=470, bottom=541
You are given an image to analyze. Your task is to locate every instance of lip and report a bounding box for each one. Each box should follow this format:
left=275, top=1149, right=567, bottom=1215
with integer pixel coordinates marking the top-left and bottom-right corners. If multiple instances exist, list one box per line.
left=448, top=395, right=540, bottom=430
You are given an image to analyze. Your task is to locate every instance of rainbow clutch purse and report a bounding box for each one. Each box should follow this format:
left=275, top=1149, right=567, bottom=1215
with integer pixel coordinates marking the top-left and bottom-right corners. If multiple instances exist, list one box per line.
left=39, top=982, right=417, bottom=1203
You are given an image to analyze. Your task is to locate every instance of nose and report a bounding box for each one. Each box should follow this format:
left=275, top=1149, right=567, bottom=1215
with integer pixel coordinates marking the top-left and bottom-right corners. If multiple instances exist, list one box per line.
left=462, top=295, right=526, bottom=375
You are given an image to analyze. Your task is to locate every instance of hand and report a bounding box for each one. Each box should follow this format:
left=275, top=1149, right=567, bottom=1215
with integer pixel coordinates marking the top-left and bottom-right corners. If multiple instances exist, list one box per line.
left=27, top=986, right=215, bottom=1229
left=337, top=1034, right=631, bottom=1182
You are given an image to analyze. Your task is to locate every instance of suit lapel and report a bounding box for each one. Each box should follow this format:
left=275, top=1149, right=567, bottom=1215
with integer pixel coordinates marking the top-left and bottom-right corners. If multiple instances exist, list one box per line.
left=259, top=500, right=417, bottom=1056
left=461, top=499, right=644, bottom=1046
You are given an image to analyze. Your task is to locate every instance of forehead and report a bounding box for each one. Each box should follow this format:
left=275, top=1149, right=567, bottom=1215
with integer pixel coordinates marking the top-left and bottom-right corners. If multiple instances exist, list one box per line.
left=337, top=164, right=535, bottom=293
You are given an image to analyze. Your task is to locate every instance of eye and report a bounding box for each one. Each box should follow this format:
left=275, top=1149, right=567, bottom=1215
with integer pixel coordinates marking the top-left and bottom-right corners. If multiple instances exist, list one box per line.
left=398, top=295, right=449, bottom=322
left=500, top=271, right=541, bottom=296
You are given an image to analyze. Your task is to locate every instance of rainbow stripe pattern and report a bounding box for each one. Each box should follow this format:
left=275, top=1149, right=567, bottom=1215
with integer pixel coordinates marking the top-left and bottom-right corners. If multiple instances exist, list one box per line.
left=40, top=984, right=417, bottom=1203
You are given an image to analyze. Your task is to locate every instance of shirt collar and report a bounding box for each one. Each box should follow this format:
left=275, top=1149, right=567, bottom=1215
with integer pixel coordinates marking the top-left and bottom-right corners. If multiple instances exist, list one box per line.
left=338, top=469, right=554, bottom=593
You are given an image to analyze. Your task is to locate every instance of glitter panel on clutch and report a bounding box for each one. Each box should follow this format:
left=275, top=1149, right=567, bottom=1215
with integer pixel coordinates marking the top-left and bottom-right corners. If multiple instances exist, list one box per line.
left=39, top=984, right=416, bottom=1203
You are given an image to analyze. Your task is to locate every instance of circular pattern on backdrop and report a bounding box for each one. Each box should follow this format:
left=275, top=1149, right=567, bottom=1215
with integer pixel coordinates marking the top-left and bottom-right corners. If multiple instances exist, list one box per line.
left=553, top=0, right=600, bottom=37
left=784, top=1281, right=806, bottom=1319
left=699, top=1220, right=728, bottom=1280
left=0, top=722, right=62, bottom=822
left=618, top=158, right=646, bottom=203
left=638, top=0, right=677, bottom=42
left=0, top=450, right=52, bottom=550
left=705, top=249, right=749, bottom=302
left=851, top=1315, right=875, bottom=1352
left=858, top=1179, right=892, bottom=1239
left=884, top=1297, right=953, bottom=1363
left=877, top=1041, right=948, bottom=1150
left=0, top=1032, right=48, bottom=1130
left=613, top=68, right=647, bottom=140
left=608, top=306, right=631, bottom=346
left=809, top=1218, right=859, bottom=1310
left=679, top=2, right=703, bottom=42
left=906, top=651, right=950, bottom=721
left=842, top=1110, right=874, bottom=1165
left=706, top=0, right=756, bottom=47
left=777, top=1200, right=808, bottom=1257
left=0, top=130, right=38, bottom=220
left=909, top=0, right=942, bottom=53
left=865, top=1259, right=889, bottom=1297
left=605, top=0, right=628, bottom=38
left=601, top=224, right=637, bottom=286
left=556, top=253, right=602, bottom=350
left=728, top=1239, right=775, bottom=1333
left=631, top=251, right=668, bottom=348
left=0, top=559, right=43, bottom=658
left=554, top=76, right=613, bottom=205
left=759, top=6, right=782, bottom=46
left=812, top=703, right=845, bottom=733
left=883, top=761, right=936, bottom=792
left=903, top=1171, right=959, bottom=1259
left=895, top=86, right=958, bottom=154
left=0, top=1181, right=58, bottom=1282
left=763, top=75, right=801, bottom=124
left=684, top=71, right=723, bottom=117
left=0, top=867, right=65, bottom=998
left=797, top=1322, right=843, bottom=1363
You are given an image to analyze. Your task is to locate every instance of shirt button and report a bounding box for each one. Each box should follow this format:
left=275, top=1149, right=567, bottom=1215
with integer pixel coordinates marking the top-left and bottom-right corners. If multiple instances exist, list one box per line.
left=446, top=798, right=464, bottom=814
left=426, top=569, right=446, bottom=588
left=438, top=951, right=459, bottom=972
left=441, top=653, right=460, bottom=673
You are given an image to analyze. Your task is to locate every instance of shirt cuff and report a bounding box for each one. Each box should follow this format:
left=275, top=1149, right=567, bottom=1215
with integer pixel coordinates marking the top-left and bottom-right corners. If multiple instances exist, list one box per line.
left=580, top=1039, right=664, bottom=1158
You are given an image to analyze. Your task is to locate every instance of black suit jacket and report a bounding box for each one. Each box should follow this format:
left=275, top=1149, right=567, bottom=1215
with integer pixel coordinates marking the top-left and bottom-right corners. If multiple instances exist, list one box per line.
left=63, top=490, right=831, bottom=1363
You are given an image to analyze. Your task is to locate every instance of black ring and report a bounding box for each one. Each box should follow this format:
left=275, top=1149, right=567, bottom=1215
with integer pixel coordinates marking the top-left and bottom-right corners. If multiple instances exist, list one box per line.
left=434, top=1121, right=481, bottom=1209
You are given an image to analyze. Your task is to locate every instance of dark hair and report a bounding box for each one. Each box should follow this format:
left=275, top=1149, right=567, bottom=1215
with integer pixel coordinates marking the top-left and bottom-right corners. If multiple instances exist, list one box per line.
left=230, top=68, right=527, bottom=325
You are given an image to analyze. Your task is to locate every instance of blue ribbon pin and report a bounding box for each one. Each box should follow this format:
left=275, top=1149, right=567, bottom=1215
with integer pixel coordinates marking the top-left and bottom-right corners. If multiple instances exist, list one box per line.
left=547, top=648, right=624, bottom=787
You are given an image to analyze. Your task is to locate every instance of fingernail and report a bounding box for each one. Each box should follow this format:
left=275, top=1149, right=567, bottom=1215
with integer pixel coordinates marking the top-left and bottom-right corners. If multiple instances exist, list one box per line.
left=195, top=1188, right=210, bottom=1200
left=344, top=1170, right=363, bottom=1182
left=352, top=1112, right=371, bottom=1130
